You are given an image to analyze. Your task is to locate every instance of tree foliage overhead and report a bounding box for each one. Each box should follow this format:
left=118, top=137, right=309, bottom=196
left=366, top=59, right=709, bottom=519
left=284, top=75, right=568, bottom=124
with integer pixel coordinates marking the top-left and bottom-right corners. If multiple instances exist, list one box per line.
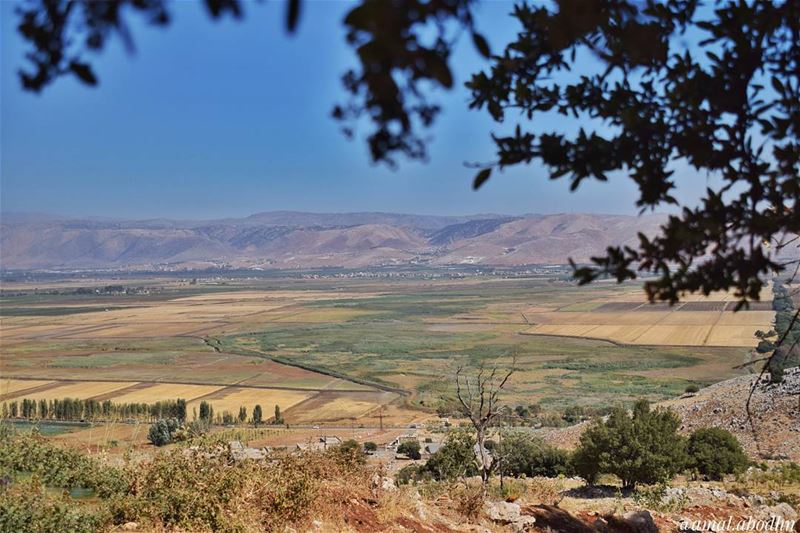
left=467, top=0, right=799, bottom=306
left=12, top=0, right=800, bottom=306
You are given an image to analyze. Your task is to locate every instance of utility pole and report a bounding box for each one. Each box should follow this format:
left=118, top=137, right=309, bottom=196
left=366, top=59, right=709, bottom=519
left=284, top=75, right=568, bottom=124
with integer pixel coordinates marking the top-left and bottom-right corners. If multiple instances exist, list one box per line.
left=379, top=406, right=384, bottom=431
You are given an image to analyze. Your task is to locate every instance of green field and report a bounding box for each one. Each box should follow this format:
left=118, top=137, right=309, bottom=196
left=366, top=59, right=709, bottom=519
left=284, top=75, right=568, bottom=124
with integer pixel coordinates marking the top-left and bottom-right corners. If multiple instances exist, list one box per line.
left=1, top=274, right=755, bottom=414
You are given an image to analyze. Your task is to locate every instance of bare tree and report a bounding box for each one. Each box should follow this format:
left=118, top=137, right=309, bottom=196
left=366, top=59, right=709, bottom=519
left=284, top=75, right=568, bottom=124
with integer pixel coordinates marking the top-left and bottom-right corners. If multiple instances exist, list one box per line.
left=454, top=359, right=515, bottom=489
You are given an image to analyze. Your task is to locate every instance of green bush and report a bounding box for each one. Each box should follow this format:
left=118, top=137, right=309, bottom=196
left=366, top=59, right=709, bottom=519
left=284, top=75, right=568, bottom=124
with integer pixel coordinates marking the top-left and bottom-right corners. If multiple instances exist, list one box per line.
left=687, top=428, right=749, bottom=480
left=0, top=432, right=126, bottom=497
left=0, top=479, right=108, bottom=533
left=572, top=400, right=687, bottom=489
left=756, top=340, right=775, bottom=354
left=327, top=439, right=365, bottom=466
left=424, top=431, right=477, bottom=481
left=495, top=432, right=570, bottom=478
left=1, top=432, right=376, bottom=533
left=768, top=355, right=786, bottom=384
left=148, top=420, right=173, bottom=446
left=363, top=441, right=378, bottom=453
left=563, top=406, right=585, bottom=424
left=395, top=463, right=432, bottom=485
left=684, top=384, right=700, bottom=394
left=633, top=481, right=688, bottom=513
left=397, top=441, right=421, bottom=460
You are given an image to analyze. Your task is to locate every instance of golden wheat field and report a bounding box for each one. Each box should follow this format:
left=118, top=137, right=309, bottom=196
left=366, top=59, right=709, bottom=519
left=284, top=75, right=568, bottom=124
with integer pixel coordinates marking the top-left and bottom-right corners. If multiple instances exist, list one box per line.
left=1, top=380, right=138, bottom=401
left=185, top=387, right=314, bottom=416
left=0, top=379, right=54, bottom=397
left=287, top=396, right=382, bottom=423
left=108, top=383, right=225, bottom=404
left=521, top=287, right=774, bottom=346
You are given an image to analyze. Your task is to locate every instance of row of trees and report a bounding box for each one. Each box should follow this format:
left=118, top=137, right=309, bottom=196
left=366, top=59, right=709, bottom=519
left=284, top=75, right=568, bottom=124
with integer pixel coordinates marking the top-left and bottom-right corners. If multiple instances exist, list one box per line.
left=1, top=397, right=187, bottom=422
left=2, top=397, right=286, bottom=428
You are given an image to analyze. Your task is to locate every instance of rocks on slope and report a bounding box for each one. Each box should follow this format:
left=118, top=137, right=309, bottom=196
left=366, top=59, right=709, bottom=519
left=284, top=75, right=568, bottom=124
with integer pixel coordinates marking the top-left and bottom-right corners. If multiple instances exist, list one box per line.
left=543, top=367, right=800, bottom=461
left=663, top=367, right=800, bottom=460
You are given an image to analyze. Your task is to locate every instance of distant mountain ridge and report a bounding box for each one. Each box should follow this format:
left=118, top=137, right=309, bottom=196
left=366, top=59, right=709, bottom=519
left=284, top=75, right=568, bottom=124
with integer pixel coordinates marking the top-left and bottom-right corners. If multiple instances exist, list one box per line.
left=0, top=211, right=668, bottom=270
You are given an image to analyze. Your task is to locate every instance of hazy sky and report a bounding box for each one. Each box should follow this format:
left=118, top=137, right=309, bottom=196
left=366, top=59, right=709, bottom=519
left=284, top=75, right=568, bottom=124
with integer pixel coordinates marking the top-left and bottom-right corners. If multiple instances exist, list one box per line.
left=1, top=1, right=712, bottom=219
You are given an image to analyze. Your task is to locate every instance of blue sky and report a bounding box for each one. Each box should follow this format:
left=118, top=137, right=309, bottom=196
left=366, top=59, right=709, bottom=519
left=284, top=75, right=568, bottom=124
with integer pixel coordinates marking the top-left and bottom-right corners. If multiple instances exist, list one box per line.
left=1, top=1, right=709, bottom=219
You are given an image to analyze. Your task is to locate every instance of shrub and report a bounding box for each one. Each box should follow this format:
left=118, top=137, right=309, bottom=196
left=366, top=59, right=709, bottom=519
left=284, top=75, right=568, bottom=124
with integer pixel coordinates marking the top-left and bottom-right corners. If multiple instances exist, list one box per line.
left=0, top=478, right=108, bottom=533
left=424, top=431, right=477, bottom=481
left=498, top=478, right=527, bottom=502
left=514, top=405, right=530, bottom=418
left=2, top=433, right=375, bottom=533
left=756, top=340, right=775, bottom=354
left=687, top=428, right=749, bottom=480
left=495, top=432, right=570, bottom=478
left=397, top=441, right=421, bottom=460
left=768, top=355, right=786, bottom=384
left=684, top=384, right=699, bottom=394
left=363, top=441, right=378, bottom=453
left=147, top=418, right=183, bottom=445
left=148, top=420, right=173, bottom=446
left=563, top=406, right=585, bottom=424
left=633, top=481, right=689, bottom=513
left=572, top=400, right=686, bottom=489
left=395, top=463, right=431, bottom=485
left=0, top=432, right=126, bottom=497
left=327, top=439, right=365, bottom=466
left=453, top=482, right=484, bottom=520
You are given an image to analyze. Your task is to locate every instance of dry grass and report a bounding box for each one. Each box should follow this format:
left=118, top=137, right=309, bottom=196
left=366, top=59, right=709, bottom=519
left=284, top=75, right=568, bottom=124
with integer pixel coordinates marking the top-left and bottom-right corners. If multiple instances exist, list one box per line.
left=634, top=325, right=712, bottom=345
left=577, top=325, right=653, bottom=343
left=108, top=383, right=224, bottom=404
left=7, top=380, right=138, bottom=401
left=52, top=421, right=150, bottom=452
left=705, top=325, right=767, bottom=346
left=523, top=306, right=771, bottom=346
left=0, top=379, right=54, bottom=396
left=289, top=396, right=382, bottom=423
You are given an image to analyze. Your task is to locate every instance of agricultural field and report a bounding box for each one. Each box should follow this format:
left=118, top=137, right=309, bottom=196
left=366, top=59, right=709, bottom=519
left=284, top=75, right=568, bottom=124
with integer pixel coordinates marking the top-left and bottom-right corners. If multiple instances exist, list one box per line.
left=519, top=284, right=773, bottom=348
left=0, top=272, right=778, bottom=431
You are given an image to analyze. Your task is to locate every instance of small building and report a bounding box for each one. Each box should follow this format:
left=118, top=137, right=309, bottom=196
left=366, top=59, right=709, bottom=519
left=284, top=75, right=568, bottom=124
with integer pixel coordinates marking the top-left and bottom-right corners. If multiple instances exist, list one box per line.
left=229, top=440, right=269, bottom=461
left=295, top=435, right=343, bottom=451
left=386, top=433, right=417, bottom=449
left=423, top=442, right=442, bottom=455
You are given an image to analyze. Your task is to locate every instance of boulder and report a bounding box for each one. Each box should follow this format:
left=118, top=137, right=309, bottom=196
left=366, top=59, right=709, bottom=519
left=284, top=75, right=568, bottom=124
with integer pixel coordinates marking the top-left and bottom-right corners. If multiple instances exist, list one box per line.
left=484, top=501, right=536, bottom=532
left=621, top=510, right=658, bottom=533
left=370, top=473, right=396, bottom=492
left=768, top=502, right=798, bottom=521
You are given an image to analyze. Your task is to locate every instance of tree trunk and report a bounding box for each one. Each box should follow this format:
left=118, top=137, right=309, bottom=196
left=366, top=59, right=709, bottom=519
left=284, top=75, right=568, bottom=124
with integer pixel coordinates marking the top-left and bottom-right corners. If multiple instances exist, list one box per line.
left=476, top=428, right=491, bottom=489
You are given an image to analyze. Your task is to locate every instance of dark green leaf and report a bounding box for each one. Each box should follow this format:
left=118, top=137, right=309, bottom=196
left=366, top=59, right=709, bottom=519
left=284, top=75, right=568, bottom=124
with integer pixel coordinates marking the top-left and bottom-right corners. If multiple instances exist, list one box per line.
left=473, top=168, right=492, bottom=190
left=472, top=32, right=490, bottom=58
left=68, top=61, right=97, bottom=86
left=286, top=0, right=301, bottom=33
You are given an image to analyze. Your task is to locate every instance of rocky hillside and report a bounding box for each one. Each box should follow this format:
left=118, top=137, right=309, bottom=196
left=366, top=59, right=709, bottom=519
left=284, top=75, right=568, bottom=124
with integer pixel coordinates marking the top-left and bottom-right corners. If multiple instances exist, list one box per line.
left=0, top=211, right=668, bottom=270
left=545, top=367, right=800, bottom=461
left=663, top=367, right=800, bottom=461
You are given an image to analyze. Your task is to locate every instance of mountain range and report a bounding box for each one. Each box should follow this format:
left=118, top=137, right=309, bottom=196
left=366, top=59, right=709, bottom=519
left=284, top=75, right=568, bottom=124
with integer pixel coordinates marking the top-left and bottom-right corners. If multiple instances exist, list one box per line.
left=0, top=211, right=670, bottom=270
